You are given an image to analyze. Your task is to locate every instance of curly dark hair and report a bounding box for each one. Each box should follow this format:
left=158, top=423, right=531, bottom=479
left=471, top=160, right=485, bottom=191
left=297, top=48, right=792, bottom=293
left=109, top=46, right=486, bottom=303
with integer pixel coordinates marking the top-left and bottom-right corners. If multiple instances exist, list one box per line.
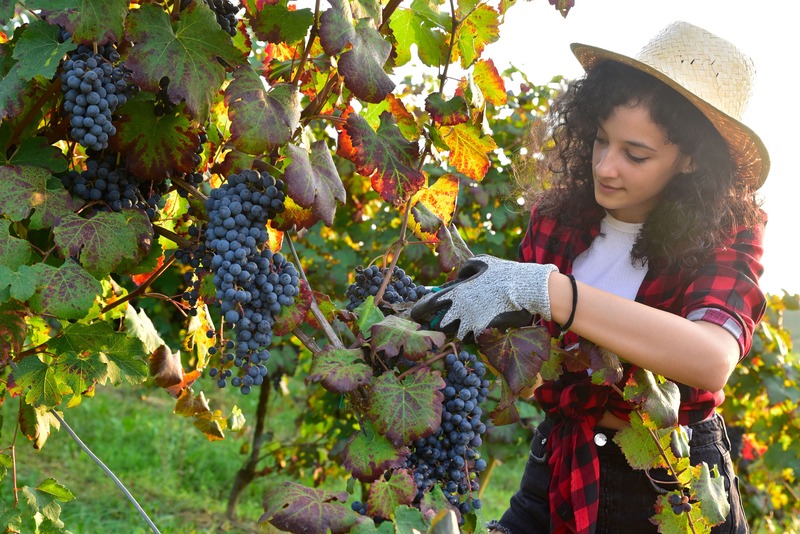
left=521, top=61, right=764, bottom=272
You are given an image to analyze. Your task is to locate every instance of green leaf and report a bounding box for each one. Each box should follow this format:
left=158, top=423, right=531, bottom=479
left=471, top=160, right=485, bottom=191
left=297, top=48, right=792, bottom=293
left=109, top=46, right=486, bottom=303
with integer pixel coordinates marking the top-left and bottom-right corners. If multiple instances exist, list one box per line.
left=367, top=370, right=445, bottom=447
left=425, top=93, right=470, bottom=126
left=17, top=402, right=60, bottom=449
left=123, top=303, right=167, bottom=355
left=623, top=368, right=680, bottom=429
left=389, top=2, right=448, bottom=67
left=0, top=165, right=78, bottom=228
left=353, top=296, right=385, bottom=339
left=306, top=348, right=373, bottom=393
left=112, top=98, right=201, bottom=181
left=249, top=1, right=314, bottom=44
left=394, top=505, right=429, bottom=533
left=453, top=4, right=500, bottom=68
left=0, top=264, right=39, bottom=301
left=35, top=478, right=75, bottom=503
left=649, top=492, right=706, bottom=534
left=14, top=355, right=63, bottom=408
left=29, top=261, right=101, bottom=321
left=338, top=19, right=395, bottom=103
left=41, top=0, right=128, bottom=45
left=53, top=210, right=153, bottom=279
left=343, top=420, right=409, bottom=483
left=612, top=411, right=672, bottom=470
left=226, top=67, right=301, bottom=155
left=100, top=326, right=149, bottom=386
left=478, top=325, right=551, bottom=395
left=339, top=111, right=425, bottom=207
left=55, top=351, right=107, bottom=406
left=1, top=136, right=69, bottom=173
left=260, top=481, right=367, bottom=534
left=12, top=19, right=74, bottom=81
left=124, top=3, right=243, bottom=120
left=692, top=462, right=730, bottom=526
left=283, top=142, right=346, bottom=228
left=366, top=469, right=417, bottom=519
left=370, top=315, right=446, bottom=362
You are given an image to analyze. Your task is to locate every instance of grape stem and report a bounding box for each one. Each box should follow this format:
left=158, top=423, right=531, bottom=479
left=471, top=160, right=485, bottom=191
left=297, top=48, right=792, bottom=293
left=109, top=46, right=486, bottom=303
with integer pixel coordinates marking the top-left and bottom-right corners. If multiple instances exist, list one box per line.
left=51, top=411, right=162, bottom=534
left=171, top=174, right=208, bottom=202
left=100, top=254, right=177, bottom=315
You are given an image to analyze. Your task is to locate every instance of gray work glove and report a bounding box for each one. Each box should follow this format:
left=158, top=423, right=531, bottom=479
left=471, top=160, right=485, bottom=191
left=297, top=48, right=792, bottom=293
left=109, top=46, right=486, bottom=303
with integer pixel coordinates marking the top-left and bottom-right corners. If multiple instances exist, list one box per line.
left=410, top=255, right=559, bottom=340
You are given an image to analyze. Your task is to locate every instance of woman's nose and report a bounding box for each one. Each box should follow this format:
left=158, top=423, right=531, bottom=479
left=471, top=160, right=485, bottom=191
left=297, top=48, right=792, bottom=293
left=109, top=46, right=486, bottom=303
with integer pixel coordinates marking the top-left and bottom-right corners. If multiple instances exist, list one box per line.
left=594, top=146, right=620, bottom=178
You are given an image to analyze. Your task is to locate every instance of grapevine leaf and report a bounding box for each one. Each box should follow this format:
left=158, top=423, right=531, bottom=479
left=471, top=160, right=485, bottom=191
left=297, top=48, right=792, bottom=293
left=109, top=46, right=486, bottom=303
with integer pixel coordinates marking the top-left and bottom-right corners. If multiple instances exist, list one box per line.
left=111, top=99, right=200, bottom=181
left=367, top=370, right=444, bottom=447
left=34, top=478, right=74, bottom=504
left=184, top=305, right=216, bottom=370
left=305, top=288, right=346, bottom=332
left=353, top=296, right=385, bottom=339
left=53, top=210, right=153, bottom=279
left=453, top=4, right=500, bottom=68
left=388, top=2, right=448, bottom=67
left=623, top=368, right=680, bottom=429
left=366, top=469, right=417, bottom=519
left=478, top=325, right=550, bottom=394
left=28, top=261, right=101, bottom=321
left=284, top=141, right=346, bottom=227
left=226, top=67, right=301, bottom=155
left=440, top=122, right=498, bottom=181
left=0, top=265, right=39, bottom=302
left=41, top=0, right=128, bottom=45
left=362, top=94, right=420, bottom=142
left=271, top=196, right=319, bottom=231
left=370, top=315, right=446, bottom=361
left=393, top=505, right=428, bottom=532
left=488, top=374, right=520, bottom=425
left=248, top=1, right=314, bottom=44
left=318, top=0, right=355, bottom=56
left=692, top=462, right=730, bottom=526
left=425, top=93, right=470, bottom=126
left=260, top=481, right=366, bottom=534
left=124, top=3, right=244, bottom=120
left=0, top=301, right=28, bottom=365
left=123, top=305, right=166, bottom=355
left=434, top=223, right=474, bottom=274
left=174, top=389, right=226, bottom=441
left=650, top=493, right=705, bottom=534
left=349, top=0, right=382, bottom=26
left=306, top=347, right=373, bottom=393
left=0, top=165, right=78, bottom=228
left=101, top=328, right=148, bottom=386
left=612, top=412, right=672, bottom=470
left=148, top=345, right=184, bottom=390
left=2, top=136, right=69, bottom=173
left=339, top=111, right=425, bottom=207
left=20, top=478, right=72, bottom=526
left=576, top=339, right=624, bottom=386
left=343, top=420, right=409, bottom=483
left=409, top=173, right=459, bottom=242
left=17, top=402, right=60, bottom=449
left=472, top=59, right=508, bottom=106
left=14, top=355, right=64, bottom=408
left=54, top=351, right=107, bottom=407
left=338, top=19, right=395, bottom=103
left=273, top=279, right=312, bottom=336
left=11, top=19, right=74, bottom=81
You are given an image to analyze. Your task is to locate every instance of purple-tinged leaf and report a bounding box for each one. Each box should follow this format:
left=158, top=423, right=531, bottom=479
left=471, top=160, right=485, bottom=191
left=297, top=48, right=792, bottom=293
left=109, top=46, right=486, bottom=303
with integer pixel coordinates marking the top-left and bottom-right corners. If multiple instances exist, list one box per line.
left=226, top=67, right=301, bottom=155
left=273, top=278, right=312, bottom=336
left=478, top=325, right=550, bottom=395
left=124, top=3, right=244, bottom=120
left=284, top=142, right=346, bottom=227
left=260, top=481, right=366, bottom=534
left=575, top=339, right=623, bottom=386
left=370, top=315, right=446, bottom=362
left=343, top=420, right=409, bottom=483
left=367, top=370, right=444, bottom=447
left=306, top=347, right=373, bottom=393
left=425, top=93, right=470, bottom=126
left=0, top=165, right=79, bottom=229
left=248, top=2, right=314, bottom=44
left=318, top=0, right=356, bottom=56
left=339, top=111, right=425, bottom=207
left=366, top=469, right=416, bottom=519
left=434, top=223, right=473, bottom=274
left=42, top=0, right=127, bottom=46
left=488, top=376, right=520, bottom=426
left=14, top=355, right=63, bottom=408
left=410, top=201, right=442, bottom=235
left=28, top=261, right=101, bottom=321
left=53, top=210, right=153, bottom=279
left=612, top=412, right=672, bottom=470
left=338, top=19, right=395, bottom=103
left=623, top=368, right=680, bottom=429
left=0, top=301, right=27, bottom=366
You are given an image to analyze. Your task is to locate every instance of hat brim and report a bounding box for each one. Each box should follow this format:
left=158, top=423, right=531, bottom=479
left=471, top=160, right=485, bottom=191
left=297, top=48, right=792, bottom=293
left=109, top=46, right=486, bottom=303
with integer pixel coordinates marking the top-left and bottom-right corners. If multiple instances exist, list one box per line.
left=571, top=42, right=770, bottom=189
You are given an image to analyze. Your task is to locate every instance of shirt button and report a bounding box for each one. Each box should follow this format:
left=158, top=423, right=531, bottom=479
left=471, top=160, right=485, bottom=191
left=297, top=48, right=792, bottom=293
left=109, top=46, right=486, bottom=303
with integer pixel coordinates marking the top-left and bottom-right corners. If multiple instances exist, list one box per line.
left=594, top=432, right=608, bottom=447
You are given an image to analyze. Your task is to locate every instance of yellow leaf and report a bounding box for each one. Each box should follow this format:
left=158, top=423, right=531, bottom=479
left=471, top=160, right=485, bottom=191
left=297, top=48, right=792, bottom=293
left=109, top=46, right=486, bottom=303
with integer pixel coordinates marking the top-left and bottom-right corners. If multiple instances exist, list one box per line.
left=409, top=174, right=459, bottom=242
left=440, top=123, right=497, bottom=181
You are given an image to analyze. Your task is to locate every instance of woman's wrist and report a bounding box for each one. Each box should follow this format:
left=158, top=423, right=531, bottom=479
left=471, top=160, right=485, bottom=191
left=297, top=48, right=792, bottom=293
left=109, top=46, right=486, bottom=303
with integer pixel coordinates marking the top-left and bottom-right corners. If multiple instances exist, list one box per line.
left=548, top=271, right=576, bottom=327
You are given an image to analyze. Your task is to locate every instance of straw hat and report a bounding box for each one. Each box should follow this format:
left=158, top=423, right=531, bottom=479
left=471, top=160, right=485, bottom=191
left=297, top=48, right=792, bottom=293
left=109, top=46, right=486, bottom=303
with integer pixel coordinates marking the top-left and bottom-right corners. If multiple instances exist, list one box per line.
left=571, top=21, right=770, bottom=189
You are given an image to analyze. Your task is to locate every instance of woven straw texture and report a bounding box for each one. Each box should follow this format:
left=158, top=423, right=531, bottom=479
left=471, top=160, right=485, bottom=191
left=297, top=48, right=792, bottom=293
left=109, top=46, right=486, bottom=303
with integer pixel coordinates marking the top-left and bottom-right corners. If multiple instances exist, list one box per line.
left=571, top=21, right=770, bottom=189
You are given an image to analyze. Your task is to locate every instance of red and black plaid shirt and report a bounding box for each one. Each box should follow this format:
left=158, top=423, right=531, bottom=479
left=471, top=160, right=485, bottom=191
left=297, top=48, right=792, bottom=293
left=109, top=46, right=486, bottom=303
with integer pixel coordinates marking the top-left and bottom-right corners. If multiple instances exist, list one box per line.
left=518, top=204, right=766, bottom=533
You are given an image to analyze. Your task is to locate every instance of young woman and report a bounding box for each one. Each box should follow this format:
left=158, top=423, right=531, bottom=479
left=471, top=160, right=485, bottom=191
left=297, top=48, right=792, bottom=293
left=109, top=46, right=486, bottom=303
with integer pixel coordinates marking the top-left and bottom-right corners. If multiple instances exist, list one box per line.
left=412, top=21, right=768, bottom=533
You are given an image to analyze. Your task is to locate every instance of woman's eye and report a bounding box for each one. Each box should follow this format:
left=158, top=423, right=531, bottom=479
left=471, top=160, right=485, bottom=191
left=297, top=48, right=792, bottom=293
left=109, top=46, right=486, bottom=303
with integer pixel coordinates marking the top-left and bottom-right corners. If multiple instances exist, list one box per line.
left=626, top=152, right=648, bottom=163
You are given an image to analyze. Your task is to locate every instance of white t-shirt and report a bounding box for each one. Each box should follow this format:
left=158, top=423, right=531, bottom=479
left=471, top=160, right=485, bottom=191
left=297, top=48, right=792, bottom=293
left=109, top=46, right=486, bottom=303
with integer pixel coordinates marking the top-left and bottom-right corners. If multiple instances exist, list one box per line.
left=572, top=213, right=647, bottom=300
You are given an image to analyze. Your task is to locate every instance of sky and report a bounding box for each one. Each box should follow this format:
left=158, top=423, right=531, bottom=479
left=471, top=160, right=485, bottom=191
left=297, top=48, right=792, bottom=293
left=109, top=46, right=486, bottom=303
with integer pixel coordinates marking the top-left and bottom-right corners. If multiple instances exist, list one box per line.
left=482, top=0, right=799, bottom=295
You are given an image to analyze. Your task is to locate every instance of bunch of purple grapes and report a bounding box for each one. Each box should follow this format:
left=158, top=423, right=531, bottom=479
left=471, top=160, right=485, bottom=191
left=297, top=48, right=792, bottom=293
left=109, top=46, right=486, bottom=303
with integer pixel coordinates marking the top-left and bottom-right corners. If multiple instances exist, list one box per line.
left=345, top=265, right=430, bottom=311
left=180, top=0, right=239, bottom=36
left=667, top=492, right=693, bottom=515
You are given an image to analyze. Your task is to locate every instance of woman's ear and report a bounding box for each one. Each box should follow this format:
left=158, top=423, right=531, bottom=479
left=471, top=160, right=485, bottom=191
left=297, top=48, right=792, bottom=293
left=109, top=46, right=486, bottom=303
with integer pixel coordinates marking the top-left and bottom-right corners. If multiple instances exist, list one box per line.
left=679, top=155, right=695, bottom=174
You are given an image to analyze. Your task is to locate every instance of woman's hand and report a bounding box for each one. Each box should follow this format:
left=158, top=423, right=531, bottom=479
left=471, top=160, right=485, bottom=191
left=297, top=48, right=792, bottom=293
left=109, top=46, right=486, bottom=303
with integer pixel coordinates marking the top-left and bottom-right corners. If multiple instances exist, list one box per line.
left=410, top=255, right=558, bottom=340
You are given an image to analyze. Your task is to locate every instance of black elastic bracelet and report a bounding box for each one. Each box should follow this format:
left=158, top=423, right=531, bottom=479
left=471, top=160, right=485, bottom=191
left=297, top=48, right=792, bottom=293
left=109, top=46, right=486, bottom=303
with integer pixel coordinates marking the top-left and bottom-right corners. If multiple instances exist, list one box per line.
left=560, top=273, right=578, bottom=333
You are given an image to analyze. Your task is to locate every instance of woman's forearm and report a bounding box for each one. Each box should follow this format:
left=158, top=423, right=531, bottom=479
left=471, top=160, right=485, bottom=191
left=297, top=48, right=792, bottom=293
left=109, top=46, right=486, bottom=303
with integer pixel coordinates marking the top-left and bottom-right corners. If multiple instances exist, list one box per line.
left=548, top=272, right=739, bottom=392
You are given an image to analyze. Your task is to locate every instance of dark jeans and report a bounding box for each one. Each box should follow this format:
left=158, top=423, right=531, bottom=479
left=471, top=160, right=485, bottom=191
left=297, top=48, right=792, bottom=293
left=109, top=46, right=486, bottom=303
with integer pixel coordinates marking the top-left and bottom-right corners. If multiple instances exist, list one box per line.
left=496, top=413, right=748, bottom=533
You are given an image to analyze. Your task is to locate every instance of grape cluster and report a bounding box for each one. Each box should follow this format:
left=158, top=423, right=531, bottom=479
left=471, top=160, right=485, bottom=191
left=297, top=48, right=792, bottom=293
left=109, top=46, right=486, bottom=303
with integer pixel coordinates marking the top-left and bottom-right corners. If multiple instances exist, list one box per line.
left=405, top=350, right=489, bottom=518
left=60, top=43, right=134, bottom=151
left=667, top=492, right=693, bottom=515
left=181, top=0, right=239, bottom=36
left=203, top=169, right=298, bottom=395
left=61, top=153, right=168, bottom=220
left=345, top=265, right=430, bottom=311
